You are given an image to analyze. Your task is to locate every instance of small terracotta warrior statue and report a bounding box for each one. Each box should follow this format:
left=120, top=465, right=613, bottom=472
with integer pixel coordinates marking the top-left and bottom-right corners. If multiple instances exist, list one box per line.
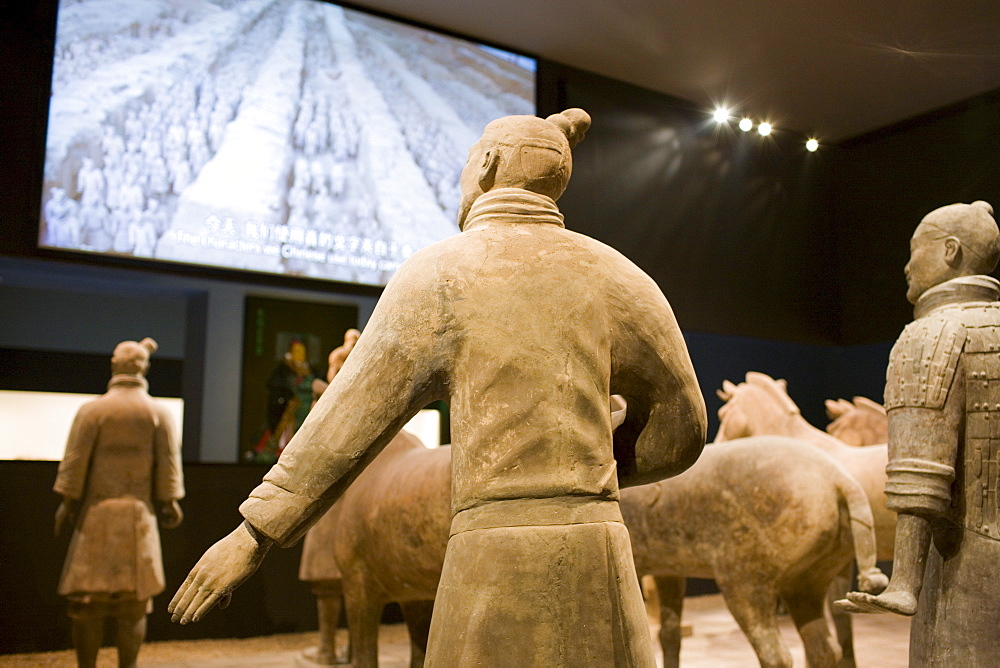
left=169, top=109, right=706, bottom=667
left=326, top=328, right=360, bottom=380
left=309, top=328, right=361, bottom=406
left=54, top=337, right=184, bottom=668
left=298, top=328, right=361, bottom=666
left=840, top=201, right=1000, bottom=666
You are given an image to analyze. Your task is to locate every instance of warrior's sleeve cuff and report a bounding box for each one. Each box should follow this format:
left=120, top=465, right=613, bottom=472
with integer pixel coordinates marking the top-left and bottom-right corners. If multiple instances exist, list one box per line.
left=884, top=457, right=955, bottom=517
left=239, top=481, right=318, bottom=548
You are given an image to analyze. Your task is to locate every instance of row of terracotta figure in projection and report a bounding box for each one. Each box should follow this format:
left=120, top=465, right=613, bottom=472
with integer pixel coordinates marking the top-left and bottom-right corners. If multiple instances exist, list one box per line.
left=53, top=109, right=998, bottom=667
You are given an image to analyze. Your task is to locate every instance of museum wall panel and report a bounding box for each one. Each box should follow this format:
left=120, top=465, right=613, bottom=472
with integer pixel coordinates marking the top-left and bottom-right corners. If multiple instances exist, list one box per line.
left=0, top=256, right=377, bottom=463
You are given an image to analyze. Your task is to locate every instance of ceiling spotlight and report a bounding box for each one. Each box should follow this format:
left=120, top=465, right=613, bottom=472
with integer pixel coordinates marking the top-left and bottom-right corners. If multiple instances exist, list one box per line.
left=757, top=122, right=772, bottom=136
left=712, top=107, right=730, bottom=123
left=739, top=118, right=753, bottom=132
left=805, top=138, right=819, bottom=152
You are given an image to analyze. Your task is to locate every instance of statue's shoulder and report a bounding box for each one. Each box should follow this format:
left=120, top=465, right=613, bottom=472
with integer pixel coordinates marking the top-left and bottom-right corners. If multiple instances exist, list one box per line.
left=949, top=300, right=1000, bottom=327
left=885, top=312, right=968, bottom=410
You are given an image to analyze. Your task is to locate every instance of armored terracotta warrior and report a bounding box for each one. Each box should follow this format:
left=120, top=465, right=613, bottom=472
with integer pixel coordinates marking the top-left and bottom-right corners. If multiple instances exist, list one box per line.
left=841, top=201, right=1000, bottom=666
left=169, top=109, right=706, bottom=667
left=54, top=337, right=184, bottom=668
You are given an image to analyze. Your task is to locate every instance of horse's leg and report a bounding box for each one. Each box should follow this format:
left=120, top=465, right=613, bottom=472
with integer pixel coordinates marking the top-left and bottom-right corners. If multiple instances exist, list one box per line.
left=310, top=579, right=346, bottom=664
left=654, top=576, right=685, bottom=668
left=399, top=600, right=434, bottom=668
left=718, top=578, right=792, bottom=668
left=827, top=564, right=856, bottom=668
left=783, top=586, right=841, bottom=668
left=343, top=574, right=384, bottom=668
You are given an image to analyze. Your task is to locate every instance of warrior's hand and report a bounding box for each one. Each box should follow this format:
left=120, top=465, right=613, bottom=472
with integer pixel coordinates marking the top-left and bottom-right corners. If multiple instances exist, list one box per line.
left=168, top=521, right=272, bottom=624
left=54, top=497, right=77, bottom=537
left=160, top=499, right=184, bottom=529
left=835, top=590, right=918, bottom=616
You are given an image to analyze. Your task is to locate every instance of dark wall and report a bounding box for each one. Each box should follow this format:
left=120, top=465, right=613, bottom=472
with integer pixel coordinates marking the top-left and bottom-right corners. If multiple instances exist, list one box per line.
left=0, top=1, right=56, bottom=260
left=823, top=91, right=1000, bottom=344
left=686, top=331, right=893, bottom=439
left=541, top=65, right=836, bottom=344
left=0, top=461, right=318, bottom=654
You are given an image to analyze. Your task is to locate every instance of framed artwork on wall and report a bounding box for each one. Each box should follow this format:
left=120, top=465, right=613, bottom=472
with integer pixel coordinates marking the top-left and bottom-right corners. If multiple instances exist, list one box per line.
left=239, top=295, right=358, bottom=463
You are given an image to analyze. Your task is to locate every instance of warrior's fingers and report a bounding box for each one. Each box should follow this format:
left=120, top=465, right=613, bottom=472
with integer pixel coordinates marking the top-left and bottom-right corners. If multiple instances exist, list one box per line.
left=191, top=589, right=225, bottom=623
left=170, top=576, right=203, bottom=623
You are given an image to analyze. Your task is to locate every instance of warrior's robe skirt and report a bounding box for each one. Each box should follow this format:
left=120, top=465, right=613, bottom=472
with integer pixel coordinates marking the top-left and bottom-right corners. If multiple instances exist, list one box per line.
left=425, top=499, right=654, bottom=667
left=58, top=497, right=163, bottom=601
left=910, top=529, right=1000, bottom=667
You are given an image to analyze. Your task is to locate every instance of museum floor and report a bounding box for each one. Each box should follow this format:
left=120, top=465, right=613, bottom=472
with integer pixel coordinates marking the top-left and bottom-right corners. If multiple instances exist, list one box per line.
left=0, top=593, right=910, bottom=667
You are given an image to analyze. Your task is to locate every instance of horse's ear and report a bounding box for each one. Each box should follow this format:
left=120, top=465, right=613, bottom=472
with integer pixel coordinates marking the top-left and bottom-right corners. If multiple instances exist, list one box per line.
left=776, top=378, right=788, bottom=390
left=854, top=396, right=886, bottom=414
left=746, top=371, right=775, bottom=385
left=718, top=379, right=737, bottom=400
left=825, top=399, right=842, bottom=418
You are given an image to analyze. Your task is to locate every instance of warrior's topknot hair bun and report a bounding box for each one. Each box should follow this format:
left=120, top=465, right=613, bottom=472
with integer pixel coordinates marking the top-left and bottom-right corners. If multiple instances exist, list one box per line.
left=139, top=337, right=158, bottom=354
left=546, top=108, right=591, bottom=148
left=972, top=200, right=994, bottom=216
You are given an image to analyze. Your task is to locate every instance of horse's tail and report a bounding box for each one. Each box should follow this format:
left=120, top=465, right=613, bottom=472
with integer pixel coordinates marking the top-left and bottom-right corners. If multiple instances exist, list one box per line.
left=832, top=464, right=889, bottom=594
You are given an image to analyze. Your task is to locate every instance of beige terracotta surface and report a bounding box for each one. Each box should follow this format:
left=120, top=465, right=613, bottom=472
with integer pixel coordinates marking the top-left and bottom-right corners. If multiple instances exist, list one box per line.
left=53, top=337, right=184, bottom=668
left=170, top=109, right=707, bottom=666
left=0, top=594, right=910, bottom=667
left=842, top=201, right=1000, bottom=665
left=715, top=372, right=895, bottom=562
left=625, top=435, right=886, bottom=667
left=714, top=373, right=894, bottom=665
left=824, top=397, right=887, bottom=447
left=289, top=388, right=883, bottom=667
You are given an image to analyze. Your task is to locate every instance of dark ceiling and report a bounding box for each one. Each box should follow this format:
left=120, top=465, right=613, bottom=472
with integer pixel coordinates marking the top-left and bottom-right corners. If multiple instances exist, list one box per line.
left=351, top=0, right=1000, bottom=143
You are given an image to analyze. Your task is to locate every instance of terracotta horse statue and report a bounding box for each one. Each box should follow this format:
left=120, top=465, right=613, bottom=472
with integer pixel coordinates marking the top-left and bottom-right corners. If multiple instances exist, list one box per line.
left=625, top=435, right=886, bottom=668
left=325, top=396, right=886, bottom=668
left=715, top=372, right=893, bottom=667
left=824, top=396, right=887, bottom=447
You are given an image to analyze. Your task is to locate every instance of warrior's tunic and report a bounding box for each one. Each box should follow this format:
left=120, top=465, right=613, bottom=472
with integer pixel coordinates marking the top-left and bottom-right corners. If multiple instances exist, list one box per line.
left=242, top=188, right=706, bottom=666
left=55, top=374, right=183, bottom=607
left=884, top=275, right=1000, bottom=667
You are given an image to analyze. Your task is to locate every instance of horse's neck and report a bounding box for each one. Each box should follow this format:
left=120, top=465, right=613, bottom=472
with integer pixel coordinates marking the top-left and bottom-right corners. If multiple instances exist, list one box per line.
left=784, top=414, right=850, bottom=453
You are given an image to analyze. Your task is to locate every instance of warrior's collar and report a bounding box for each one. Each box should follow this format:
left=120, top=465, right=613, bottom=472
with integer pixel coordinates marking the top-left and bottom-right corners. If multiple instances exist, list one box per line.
left=463, top=188, right=565, bottom=231
left=914, top=275, right=1000, bottom=319
left=108, top=374, right=149, bottom=391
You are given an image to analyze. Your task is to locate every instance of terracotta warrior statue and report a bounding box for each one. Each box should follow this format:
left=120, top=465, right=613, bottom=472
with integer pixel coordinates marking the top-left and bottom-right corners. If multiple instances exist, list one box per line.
left=169, top=109, right=706, bottom=666
left=55, top=337, right=184, bottom=668
left=298, top=327, right=362, bottom=665
left=840, top=201, right=1000, bottom=666
left=309, top=328, right=361, bottom=407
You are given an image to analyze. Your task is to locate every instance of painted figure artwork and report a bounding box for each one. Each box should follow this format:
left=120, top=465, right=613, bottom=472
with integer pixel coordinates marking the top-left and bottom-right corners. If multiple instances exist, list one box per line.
left=239, top=297, right=358, bottom=463
left=252, top=338, right=322, bottom=463
left=840, top=201, right=1000, bottom=667
left=54, top=337, right=184, bottom=668
left=168, top=109, right=707, bottom=667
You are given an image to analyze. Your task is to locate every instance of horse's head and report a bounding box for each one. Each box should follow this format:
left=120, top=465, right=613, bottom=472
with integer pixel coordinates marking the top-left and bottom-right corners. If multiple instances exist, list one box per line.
left=825, top=396, right=887, bottom=446
left=714, top=372, right=801, bottom=442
